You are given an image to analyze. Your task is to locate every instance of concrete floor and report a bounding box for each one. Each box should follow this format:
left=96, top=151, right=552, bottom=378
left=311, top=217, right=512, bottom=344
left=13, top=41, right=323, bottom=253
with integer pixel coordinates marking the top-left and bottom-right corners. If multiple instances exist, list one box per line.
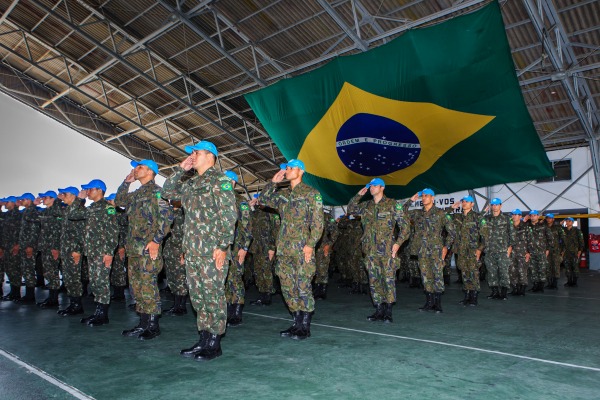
left=1, top=270, right=599, bottom=400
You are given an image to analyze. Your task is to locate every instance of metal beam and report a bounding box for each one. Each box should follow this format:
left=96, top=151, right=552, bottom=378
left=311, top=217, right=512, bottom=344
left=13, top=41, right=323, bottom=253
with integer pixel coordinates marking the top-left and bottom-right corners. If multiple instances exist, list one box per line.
left=542, top=166, right=593, bottom=212
left=316, top=0, right=368, bottom=52
left=0, top=0, right=19, bottom=25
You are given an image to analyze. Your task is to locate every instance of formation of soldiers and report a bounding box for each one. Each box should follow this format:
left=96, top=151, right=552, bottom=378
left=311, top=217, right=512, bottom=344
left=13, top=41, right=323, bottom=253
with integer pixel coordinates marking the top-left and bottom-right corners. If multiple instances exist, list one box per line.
left=0, top=142, right=587, bottom=362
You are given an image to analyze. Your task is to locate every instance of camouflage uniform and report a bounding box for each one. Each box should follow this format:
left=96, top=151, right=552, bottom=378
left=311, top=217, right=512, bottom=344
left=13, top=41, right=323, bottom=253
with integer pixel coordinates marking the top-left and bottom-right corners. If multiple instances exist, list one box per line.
left=528, top=220, right=552, bottom=288
left=249, top=207, right=277, bottom=296
left=332, top=217, right=351, bottom=283
left=448, top=209, right=486, bottom=293
left=38, top=202, right=64, bottom=290
left=483, top=212, right=515, bottom=297
left=59, top=200, right=86, bottom=298
left=314, top=212, right=339, bottom=285
left=162, top=166, right=237, bottom=336
left=347, top=219, right=367, bottom=290
left=116, top=180, right=172, bottom=316
left=163, top=207, right=187, bottom=296
left=406, top=224, right=422, bottom=288
left=1, top=208, right=22, bottom=299
left=19, top=205, right=41, bottom=291
left=348, top=194, right=409, bottom=320
left=225, top=193, right=252, bottom=323
left=563, top=226, right=584, bottom=284
left=261, top=181, right=324, bottom=314
left=510, top=221, right=532, bottom=290
left=110, top=208, right=128, bottom=289
left=404, top=201, right=456, bottom=299
left=546, top=222, right=565, bottom=287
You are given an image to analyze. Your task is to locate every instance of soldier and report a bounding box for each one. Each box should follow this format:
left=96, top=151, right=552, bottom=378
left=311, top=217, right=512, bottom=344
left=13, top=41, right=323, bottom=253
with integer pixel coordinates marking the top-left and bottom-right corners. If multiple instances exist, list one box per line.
left=405, top=189, right=455, bottom=313
left=36, top=191, right=64, bottom=309
left=544, top=213, right=565, bottom=289
left=162, top=141, right=237, bottom=361
left=0, top=198, right=4, bottom=298
left=563, top=217, right=584, bottom=287
left=116, top=160, right=173, bottom=340
left=483, top=198, right=515, bottom=300
left=0, top=196, right=22, bottom=301
left=163, top=201, right=187, bottom=316
left=259, top=159, right=324, bottom=340
left=248, top=195, right=278, bottom=306
left=56, top=187, right=86, bottom=316
left=106, top=193, right=128, bottom=303
left=406, top=223, right=422, bottom=289
left=223, top=170, right=252, bottom=327
left=347, top=216, right=367, bottom=295
left=313, top=211, right=339, bottom=300
left=348, top=178, right=409, bottom=322
left=448, top=195, right=486, bottom=306
left=525, top=210, right=552, bottom=293
left=332, top=215, right=352, bottom=287
left=78, top=179, right=119, bottom=327
left=509, top=209, right=532, bottom=296
left=15, top=193, right=41, bottom=304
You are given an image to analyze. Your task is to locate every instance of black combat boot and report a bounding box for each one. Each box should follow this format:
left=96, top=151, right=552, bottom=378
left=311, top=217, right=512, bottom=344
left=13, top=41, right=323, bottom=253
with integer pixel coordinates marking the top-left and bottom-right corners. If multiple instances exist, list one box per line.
left=87, top=303, right=110, bottom=326
left=538, top=282, right=545, bottom=293
left=81, top=302, right=99, bottom=324
left=509, top=285, right=519, bottom=296
left=291, top=311, right=312, bottom=340
left=487, top=286, right=499, bottom=299
left=81, top=280, right=89, bottom=297
left=15, top=286, right=36, bottom=304
left=319, top=284, right=328, bottom=300
left=280, top=311, right=302, bottom=337
left=419, top=293, right=434, bottom=312
left=38, top=289, right=59, bottom=309
left=571, top=277, right=578, bottom=287
left=367, top=304, right=384, bottom=321
left=165, top=295, right=181, bottom=315
left=111, top=286, right=126, bottom=301
left=122, top=313, right=148, bottom=337
left=408, top=277, right=420, bottom=288
left=250, top=292, right=272, bottom=306
left=432, top=293, right=443, bottom=313
left=2, top=285, right=20, bottom=301
left=139, top=314, right=160, bottom=340
left=519, top=284, right=527, bottom=296
left=469, top=291, right=479, bottom=306
left=181, top=331, right=208, bottom=358
left=227, top=304, right=243, bottom=327
left=458, top=290, right=470, bottom=305
left=564, top=276, right=572, bottom=287
left=444, top=274, right=451, bottom=285
left=194, top=333, right=223, bottom=361
left=383, top=303, right=393, bottom=323
left=550, top=277, right=558, bottom=289
left=59, top=296, right=84, bottom=316
left=172, top=295, right=188, bottom=316
left=398, top=272, right=409, bottom=283
left=499, top=287, right=508, bottom=300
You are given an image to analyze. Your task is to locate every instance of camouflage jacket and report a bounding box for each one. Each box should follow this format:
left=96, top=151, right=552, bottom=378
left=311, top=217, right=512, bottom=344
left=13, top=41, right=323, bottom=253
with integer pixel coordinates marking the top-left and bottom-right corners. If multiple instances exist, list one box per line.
left=249, top=208, right=277, bottom=255
left=163, top=207, right=184, bottom=260
left=448, top=210, right=486, bottom=255
left=19, top=205, right=41, bottom=249
left=404, top=201, right=456, bottom=258
left=348, top=194, right=409, bottom=256
left=547, top=223, right=565, bottom=253
left=116, top=208, right=128, bottom=248
left=483, top=213, right=515, bottom=254
left=527, top=221, right=552, bottom=256
left=260, top=181, right=324, bottom=257
left=563, top=227, right=584, bottom=254
left=512, top=221, right=533, bottom=259
left=317, top=212, right=339, bottom=249
left=71, top=198, right=119, bottom=258
left=116, top=180, right=173, bottom=257
left=233, top=193, right=252, bottom=251
left=162, top=166, right=237, bottom=258
left=38, top=201, right=65, bottom=251
left=60, top=200, right=86, bottom=256
left=1, top=208, right=22, bottom=250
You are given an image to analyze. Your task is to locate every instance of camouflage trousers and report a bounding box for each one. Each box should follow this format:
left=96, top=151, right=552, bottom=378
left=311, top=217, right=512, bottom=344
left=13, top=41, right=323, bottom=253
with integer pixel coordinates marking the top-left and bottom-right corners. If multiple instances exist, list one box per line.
left=399, top=253, right=410, bottom=276
left=88, top=256, right=112, bottom=305
left=419, top=248, right=444, bottom=293
left=276, top=253, right=316, bottom=313
left=315, top=246, right=331, bottom=284
left=62, top=253, right=83, bottom=297
left=226, top=255, right=245, bottom=304
left=563, top=252, right=580, bottom=279
left=546, top=250, right=562, bottom=280
left=186, top=256, right=229, bottom=335
left=365, top=255, right=397, bottom=304
left=443, top=254, right=452, bottom=277
left=0, top=256, right=4, bottom=284
left=110, top=251, right=127, bottom=287
left=509, top=256, right=528, bottom=286
left=529, top=253, right=547, bottom=283
left=486, top=252, right=511, bottom=288
left=128, top=255, right=162, bottom=315
left=456, top=253, right=480, bottom=291
left=41, top=249, right=61, bottom=290
left=81, top=257, right=89, bottom=282
left=4, top=250, right=21, bottom=288
left=350, top=253, right=367, bottom=284
left=164, top=255, right=188, bottom=296
left=408, top=256, right=420, bottom=278
left=21, top=248, right=37, bottom=287
left=253, top=250, right=274, bottom=294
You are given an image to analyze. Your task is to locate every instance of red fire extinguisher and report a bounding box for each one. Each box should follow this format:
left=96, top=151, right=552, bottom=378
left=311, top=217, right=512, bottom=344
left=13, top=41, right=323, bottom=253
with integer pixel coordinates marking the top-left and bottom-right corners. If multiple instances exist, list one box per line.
left=579, top=252, right=588, bottom=268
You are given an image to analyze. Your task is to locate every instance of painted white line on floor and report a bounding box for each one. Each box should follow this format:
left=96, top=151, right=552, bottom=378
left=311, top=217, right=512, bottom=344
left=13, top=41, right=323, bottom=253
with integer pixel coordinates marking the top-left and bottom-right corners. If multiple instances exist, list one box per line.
left=0, top=348, right=95, bottom=400
left=245, top=312, right=600, bottom=372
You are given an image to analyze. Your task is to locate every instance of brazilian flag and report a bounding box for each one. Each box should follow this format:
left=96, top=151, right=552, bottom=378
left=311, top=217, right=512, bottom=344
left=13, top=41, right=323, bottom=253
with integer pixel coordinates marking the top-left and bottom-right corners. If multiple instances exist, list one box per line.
left=245, top=1, right=553, bottom=205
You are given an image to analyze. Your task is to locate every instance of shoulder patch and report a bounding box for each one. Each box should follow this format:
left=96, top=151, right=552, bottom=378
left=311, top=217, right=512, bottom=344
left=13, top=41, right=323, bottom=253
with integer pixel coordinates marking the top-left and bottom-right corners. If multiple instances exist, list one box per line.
left=107, top=206, right=116, bottom=215
left=218, top=175, right=230, bottom=182
left=480, top=219, right=487, bottom=225
left=395, top=203, right=402, bottom=210
left=221, top=182, right=233, bottom=191
left=446, top=214, right=452, bottom=220
left=155, top=192, right=161, bottom=199
left=315, top=194, right=322, bottom=202
left=240, top=203, right=249, bottom=211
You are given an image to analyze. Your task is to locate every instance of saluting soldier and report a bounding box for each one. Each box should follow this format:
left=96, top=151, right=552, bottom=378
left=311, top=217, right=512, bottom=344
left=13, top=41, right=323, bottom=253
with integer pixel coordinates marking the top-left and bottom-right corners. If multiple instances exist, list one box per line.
left=36, top=191, right=64, bottom=309
left=259, top=159, right=324, bottom=340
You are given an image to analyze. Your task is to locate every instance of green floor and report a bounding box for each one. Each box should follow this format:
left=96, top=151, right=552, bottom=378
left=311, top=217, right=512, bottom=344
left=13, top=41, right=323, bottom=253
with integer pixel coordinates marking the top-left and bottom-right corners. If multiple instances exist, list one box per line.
left=1, top=270, right=599, bottom=400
